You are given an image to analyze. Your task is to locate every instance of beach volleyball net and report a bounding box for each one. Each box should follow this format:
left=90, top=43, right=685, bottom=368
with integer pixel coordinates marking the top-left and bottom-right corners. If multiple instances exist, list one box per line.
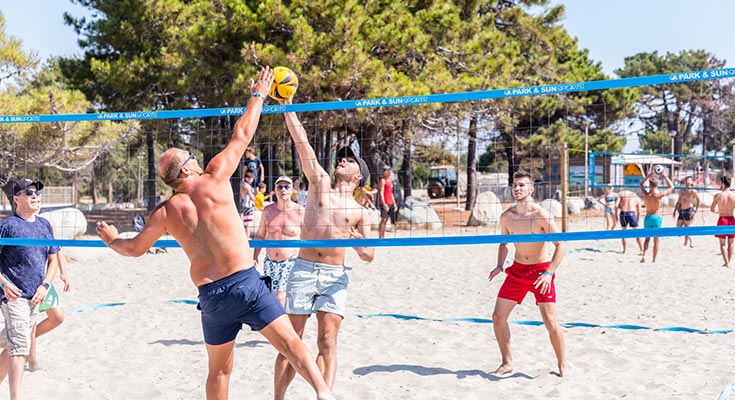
left=1, top=67, right=735, bottom=246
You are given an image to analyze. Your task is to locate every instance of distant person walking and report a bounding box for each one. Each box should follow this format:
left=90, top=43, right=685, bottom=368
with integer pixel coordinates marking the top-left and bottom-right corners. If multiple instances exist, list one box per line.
left=711, top=176, right=735, bottom=267
left=597, top=185, right=619, bottom=230
left=616, top=190, right=644, bottom=255
left=672, top=176, right=701, bottom=247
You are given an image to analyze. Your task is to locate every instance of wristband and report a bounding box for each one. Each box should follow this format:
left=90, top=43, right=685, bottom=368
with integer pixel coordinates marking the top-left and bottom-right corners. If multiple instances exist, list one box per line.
left=539, top=271, right=553, bottom=276
left=107, top=238, right=116, bottom=246
left=251, top=92, right=265, bottom=100
left=42, top=282, right=50, bottom=290
left=0, top=281, right=6, bottom=289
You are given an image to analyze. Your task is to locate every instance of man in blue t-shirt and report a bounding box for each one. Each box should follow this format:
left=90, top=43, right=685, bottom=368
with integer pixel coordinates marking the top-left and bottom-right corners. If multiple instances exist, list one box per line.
left=0, top=179, right=59, bottom=398
left=244, top=145, right=264, bottom=187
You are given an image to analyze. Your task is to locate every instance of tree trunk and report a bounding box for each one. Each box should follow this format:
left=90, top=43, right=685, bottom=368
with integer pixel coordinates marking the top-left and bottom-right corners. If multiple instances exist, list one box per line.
left=465, top=114, right=478, bottom=211
left=401, top=132, right=412, bottom=198
left=359, top=123, right=379, bottom=187
left=291, top=139, right=301, bottom=183
left=504, top=133, right=517, bottom=186
left=91, top=176, right=98, bottom=204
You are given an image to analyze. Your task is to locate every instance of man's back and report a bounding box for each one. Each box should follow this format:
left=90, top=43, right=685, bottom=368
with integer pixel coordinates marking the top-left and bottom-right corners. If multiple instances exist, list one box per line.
left=618, top=191, right=640, bottom=212
left=642, top=190, right=664, bottom=215
left=715, top=190, right=735, bottom=217
left=160, top=174, right=253, bottom=286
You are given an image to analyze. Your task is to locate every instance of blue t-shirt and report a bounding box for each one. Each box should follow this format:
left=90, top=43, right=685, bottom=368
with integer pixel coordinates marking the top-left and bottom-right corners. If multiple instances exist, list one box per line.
left=0, top=215, right=60, bottom=300
left=246, top=157, right=262, bottom=184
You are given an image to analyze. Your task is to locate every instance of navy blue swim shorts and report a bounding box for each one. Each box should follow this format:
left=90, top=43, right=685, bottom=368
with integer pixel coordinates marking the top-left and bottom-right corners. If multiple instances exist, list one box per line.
left=197, top=267, right=285, bottom=345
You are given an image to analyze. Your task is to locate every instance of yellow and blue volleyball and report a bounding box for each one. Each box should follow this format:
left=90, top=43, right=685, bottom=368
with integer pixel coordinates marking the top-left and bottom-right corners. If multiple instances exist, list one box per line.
left=269, top=66, right=299, bottom=101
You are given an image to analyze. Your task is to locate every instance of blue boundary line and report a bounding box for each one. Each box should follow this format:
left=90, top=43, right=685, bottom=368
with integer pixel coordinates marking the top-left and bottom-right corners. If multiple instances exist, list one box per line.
left=4, top=225, right=735, bottom=248
left=1, top=68, right=733, bottom=123
left=66, top=300, right=733, bottom=334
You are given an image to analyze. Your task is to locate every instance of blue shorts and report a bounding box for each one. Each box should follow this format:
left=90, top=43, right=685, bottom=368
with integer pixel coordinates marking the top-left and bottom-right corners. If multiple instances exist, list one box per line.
left=644, top=214, right=662, bottom=229
left=197, top=267, right=284, bottom=345
left=619, top=211, right=638, bottom=228
left=678, top=207, right=695, bottom=221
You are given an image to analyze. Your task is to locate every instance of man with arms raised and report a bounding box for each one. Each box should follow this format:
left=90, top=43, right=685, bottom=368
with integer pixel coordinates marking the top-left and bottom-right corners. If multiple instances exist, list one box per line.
left=488, top=170, right=567, bottom=377
left=273, top=97, right=374, bottom=398
left=253, top=175, right=304, bottom=305
left=95, top=67, right=333, bottom=400
left=672, top=176, right=701, bottom=247
left=711, top=176, right=735, bottom=267
left=639, top=169, right=674, bottom=263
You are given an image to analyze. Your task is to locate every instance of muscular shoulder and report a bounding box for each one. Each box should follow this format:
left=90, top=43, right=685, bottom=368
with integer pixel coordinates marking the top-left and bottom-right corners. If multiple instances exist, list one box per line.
left=499, top=205, right=516, bottom=220
left=531, top=204, right=551, bottom=219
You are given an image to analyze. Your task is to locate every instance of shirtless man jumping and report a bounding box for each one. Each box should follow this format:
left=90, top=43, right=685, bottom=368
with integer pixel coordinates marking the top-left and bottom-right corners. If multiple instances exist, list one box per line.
left=672, top=176, right=700, bottom=247
left=711, top=176, right=735, bottom=267
left=639, top=169, right=674, bottom=263
left=95, top=67, right=334, bottom=400
left=488, top=170, right=567, bottom=377
left=273, top=97, right=374, bottom=399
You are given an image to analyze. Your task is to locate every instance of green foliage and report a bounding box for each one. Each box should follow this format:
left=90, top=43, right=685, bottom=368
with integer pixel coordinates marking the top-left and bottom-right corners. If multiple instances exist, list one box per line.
left=615, top=50, right=733, bottom=156
left=639, top=129, right=676, bottom=154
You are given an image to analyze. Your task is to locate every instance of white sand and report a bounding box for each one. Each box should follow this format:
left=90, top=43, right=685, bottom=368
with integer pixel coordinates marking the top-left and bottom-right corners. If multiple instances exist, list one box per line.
left=7, top=209, right=735, bottom=399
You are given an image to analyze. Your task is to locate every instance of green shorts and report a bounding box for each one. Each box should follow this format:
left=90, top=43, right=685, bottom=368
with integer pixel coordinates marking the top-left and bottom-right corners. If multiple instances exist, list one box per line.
left=39, top=284, right=60, bottom=312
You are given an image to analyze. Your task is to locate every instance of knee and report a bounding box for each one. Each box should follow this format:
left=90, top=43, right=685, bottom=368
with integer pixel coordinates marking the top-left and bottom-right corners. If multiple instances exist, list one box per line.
left=51, top=311, right=64, bottom=326
left=317, top=333, right=338, bottom=354
left=492, top=310, right=508, bottom=323
left=209, top=363, right=233, bottom=377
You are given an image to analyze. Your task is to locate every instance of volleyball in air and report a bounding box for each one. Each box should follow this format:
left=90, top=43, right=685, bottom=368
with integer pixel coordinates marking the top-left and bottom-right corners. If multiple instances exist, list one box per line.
left=654, top=164, right=663, bottom=174
left=269, top=66, right=299, bottom=101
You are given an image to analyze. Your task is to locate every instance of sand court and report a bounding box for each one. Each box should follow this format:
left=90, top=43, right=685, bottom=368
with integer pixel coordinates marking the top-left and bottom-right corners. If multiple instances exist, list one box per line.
left=5, top=212, right=734, bottom=399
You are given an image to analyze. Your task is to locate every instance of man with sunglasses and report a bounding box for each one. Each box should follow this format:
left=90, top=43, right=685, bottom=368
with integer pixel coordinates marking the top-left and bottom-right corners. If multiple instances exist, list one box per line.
left=273, top=97, right=374, bottom=398
left=253, top=176, right=304, bottom=306
left=0, top=179, right=59, bottom=399
left=95, top=67, right=334, bottom=400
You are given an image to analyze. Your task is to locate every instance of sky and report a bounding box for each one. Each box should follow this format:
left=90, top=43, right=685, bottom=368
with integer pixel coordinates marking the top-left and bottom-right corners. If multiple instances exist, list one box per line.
left=1, top=0, right=733, bottom=74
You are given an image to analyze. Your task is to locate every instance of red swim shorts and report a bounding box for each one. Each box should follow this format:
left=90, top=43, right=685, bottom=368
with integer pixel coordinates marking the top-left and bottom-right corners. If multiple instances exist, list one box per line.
left=497, top=261, right=556, bottom=304
left=716, top=216, right=735, bottom=239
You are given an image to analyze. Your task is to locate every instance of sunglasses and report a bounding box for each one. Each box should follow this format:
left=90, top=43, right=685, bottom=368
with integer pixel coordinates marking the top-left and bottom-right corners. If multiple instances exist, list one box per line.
left=276, top=184, right=291, bottom=190
left=179, top=152, right=196, bottom=171
left=165, top=152, right=197, bottom=184
left=20, top=189, right=41, bottom=196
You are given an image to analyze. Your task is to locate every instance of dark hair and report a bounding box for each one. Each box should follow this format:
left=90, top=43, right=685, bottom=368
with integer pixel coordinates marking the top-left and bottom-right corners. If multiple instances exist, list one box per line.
left=722, top=176, right=731, bottom=187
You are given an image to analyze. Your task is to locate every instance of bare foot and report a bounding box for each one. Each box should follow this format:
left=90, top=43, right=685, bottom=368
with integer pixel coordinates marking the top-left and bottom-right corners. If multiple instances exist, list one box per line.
left=28, top=359, right=43, bottom=371
left=493, top=363, right=513, bottom=375
left=640, top=257, right=645, bottom=263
